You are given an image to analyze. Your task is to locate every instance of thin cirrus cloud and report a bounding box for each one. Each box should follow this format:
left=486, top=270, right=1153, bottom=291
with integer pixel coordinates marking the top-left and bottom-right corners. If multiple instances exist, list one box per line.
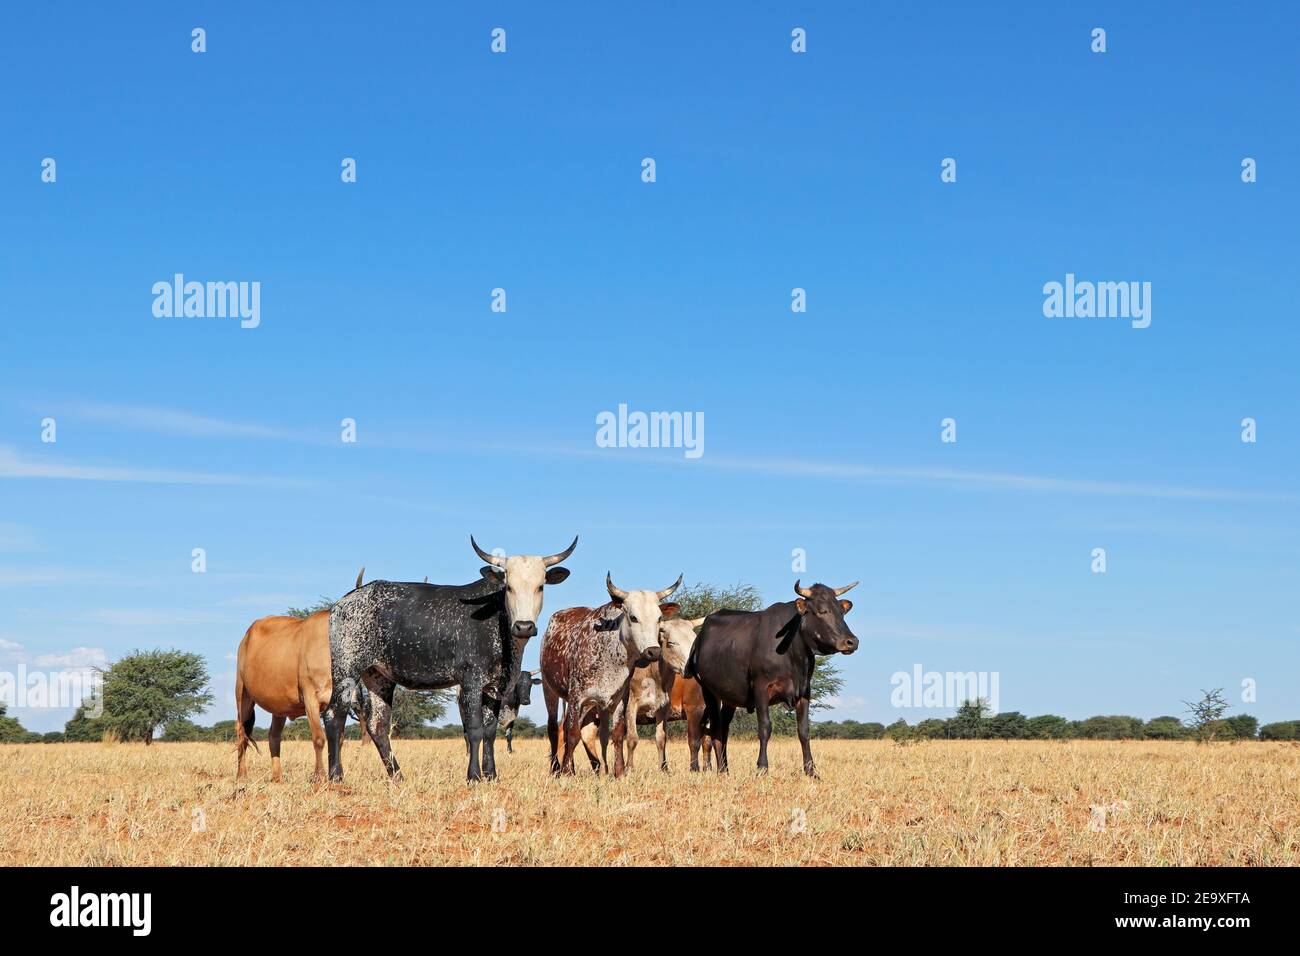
left=54, top=401, right=312, bottom=442
left=0, top=445, right=306, bottom=488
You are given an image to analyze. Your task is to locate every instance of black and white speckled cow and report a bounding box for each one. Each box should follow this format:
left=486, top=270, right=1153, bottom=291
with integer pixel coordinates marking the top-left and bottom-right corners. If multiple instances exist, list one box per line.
left=324, top=536, right=576, bottom=782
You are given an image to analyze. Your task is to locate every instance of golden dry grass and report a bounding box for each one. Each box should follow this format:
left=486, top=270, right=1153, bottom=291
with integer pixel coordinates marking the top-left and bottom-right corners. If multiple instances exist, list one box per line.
left=1, top=738, right=1297, bottom=866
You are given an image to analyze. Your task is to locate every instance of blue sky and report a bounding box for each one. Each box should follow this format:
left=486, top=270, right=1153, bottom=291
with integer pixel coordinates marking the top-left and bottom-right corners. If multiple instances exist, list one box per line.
left=2, top=3, right=1297, bottom=733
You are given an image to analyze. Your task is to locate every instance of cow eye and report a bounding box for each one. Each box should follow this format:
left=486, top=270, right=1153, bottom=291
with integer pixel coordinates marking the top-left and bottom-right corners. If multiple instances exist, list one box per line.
left=629, top=615, right=639, bottom=624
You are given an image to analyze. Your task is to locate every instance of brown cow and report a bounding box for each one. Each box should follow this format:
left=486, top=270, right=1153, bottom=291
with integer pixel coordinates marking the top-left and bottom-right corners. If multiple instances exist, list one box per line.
left=540, top=573, right=681, bottom=777
left=622, top=615, right=713, bottom=772
left=234, top=569, right=363, bottom=782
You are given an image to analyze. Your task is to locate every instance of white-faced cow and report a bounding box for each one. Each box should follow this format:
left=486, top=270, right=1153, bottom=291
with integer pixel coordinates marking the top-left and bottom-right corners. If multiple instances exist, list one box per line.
left=539, top=572, right=681, bottom=777
left=324, top=535, right=577, bottom=783
left=622, top=615, right=712, bottom=772
left=500, top=668, right=541, bottom=753
left=686, top=580, right=858, bottom=778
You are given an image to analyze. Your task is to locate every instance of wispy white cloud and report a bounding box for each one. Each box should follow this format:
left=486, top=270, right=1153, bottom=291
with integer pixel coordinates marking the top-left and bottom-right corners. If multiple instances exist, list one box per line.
left=498, top=443, right=1293, bottom=504
left=0, top=445, right=306, bottom=487
left=0, top=567, right=113, bottom=587
left=30, top=647, right=107, bottom=668
left=55, top=401, right=312, bottom=442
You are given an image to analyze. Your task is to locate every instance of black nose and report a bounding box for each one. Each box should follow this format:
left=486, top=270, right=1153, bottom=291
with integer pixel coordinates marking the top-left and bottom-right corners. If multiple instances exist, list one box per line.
left=841, top=637, right=859, bottom=654
left=643, top=646, right=661, bottom=662
left=512, top=621, right=537, bottom=638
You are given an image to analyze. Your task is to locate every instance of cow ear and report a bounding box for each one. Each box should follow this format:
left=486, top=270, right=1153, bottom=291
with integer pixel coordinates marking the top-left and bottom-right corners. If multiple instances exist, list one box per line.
left=545, top=566, right=570, bottom=585
left=840, top=599, right=853, bottom=614
left=795, top=598, right=807, bottom=615
left=659, top=602, right=680, bottom=619
left=480, top=566, right=505, bottom=582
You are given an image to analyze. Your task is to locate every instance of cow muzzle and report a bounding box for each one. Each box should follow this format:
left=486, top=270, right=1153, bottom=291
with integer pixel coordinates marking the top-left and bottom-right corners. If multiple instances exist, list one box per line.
left=838, top=636, right=859, bottom=654
left=635, top=646, right=662, bottom=667
left=512, top=621, right=537, bottom=639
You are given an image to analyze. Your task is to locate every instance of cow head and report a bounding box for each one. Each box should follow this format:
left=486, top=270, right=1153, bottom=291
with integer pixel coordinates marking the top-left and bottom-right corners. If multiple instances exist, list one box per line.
left=659, top=615, right=706, bottom=674
left=472, top=535, right=577, bottom=640
left=793, top=580, right=860, bottom=655
left=515, top=669, right=542, bottom=707
left=606, top=572, right=682, bottom=667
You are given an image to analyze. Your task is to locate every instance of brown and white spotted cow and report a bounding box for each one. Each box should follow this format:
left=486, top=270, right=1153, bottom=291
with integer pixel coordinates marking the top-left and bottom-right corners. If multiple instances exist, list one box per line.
left=622, top=615, right=714, bottom=772
left=540, top=572, right=682, bottom=777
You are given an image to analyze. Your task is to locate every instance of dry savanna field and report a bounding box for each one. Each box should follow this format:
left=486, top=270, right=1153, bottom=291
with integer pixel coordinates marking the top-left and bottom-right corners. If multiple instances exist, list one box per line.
left=2, top=738, right=1297, bottom=866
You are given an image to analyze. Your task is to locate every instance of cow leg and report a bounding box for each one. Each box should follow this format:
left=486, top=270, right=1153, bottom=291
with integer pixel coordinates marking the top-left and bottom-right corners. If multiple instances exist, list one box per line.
left=459, top=684, right=485, bottom=782
left=560, top=701, right=580, bottom=776
left=234, top=677, right=256, bottom=779
left=580, top=716, right=602, bottom=772
left=303, top=691, right=327, bottom=783
left=268, top=714, right=287, bottom=782
left=505, top=724, right=514, bottom=753
left=655, top=711, right=669, bottom=772
left=624, top=716, right=637, bottom=772
left=754, top=695, right=772, bottom=772
left=796, top=697, right=818, bottom=779
left=361, top=673, right=401, bottom=781
left=702, top=730, right=714, bottom=771
left=687, top=706, right=703, bottom=772
left=323, top=676, right=358, bottom=782
left=611, top=695, right=630, bottom=778
left=713, top=705, right=736, bottom=773
left=544, top=683, right=563, bottom=775
left=479, top=694, right=501, bottom=781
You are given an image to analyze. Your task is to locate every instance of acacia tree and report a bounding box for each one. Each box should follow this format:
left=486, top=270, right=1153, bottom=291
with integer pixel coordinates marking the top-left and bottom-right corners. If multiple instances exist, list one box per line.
left=1184, top=688, right=1230, bottom=743
left=100, top=650, right=213, bottom=744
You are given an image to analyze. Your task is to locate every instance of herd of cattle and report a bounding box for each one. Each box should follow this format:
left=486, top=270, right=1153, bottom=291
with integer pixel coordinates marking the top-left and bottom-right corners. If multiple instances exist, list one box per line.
left=234, top=536, right=860, bottom=783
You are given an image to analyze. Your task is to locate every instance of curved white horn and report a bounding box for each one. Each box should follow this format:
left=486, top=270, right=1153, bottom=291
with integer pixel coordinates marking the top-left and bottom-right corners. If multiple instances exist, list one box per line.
left=543, top=535, right=579, bottom=568
left=794, top=580, right=814, bottom=598
left=656, top=573, right=684, bottom=601
left=834, top=581, right=859, bottom=596
left=470, top=535, right=505, bottom=568
left=606, top=572, right=629, bottom=602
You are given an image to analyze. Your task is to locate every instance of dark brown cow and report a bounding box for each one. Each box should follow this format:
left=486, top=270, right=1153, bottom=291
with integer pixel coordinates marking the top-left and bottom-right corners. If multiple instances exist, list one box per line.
left=539, top=573, right=681, bottom=777
left=687, top=580, right=859, bottom=778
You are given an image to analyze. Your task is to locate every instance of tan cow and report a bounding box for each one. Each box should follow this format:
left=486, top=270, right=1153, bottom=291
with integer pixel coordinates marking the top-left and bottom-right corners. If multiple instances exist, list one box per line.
left=622, top=615, right=713, bottom=772
left=234, top=569, right=363, bottom=782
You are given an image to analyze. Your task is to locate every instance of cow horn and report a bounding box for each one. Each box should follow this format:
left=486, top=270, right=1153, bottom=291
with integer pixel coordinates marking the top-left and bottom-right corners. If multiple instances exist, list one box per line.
left=529, top=668, right=540, bottom=677
left=543, top=535, right=579, bottom=568
left=834, top=581, right=859, bottom=596
left=794, top=580, right=814, bottom=598
left=656, top=573, right=684, bottom=601
left=606, top=573, right=629, bottom=601
left=470, top=535, right=505, bottom=568
left=688, top=617, right=706, bottom=628
left=356, top=567, right=364, bottom=590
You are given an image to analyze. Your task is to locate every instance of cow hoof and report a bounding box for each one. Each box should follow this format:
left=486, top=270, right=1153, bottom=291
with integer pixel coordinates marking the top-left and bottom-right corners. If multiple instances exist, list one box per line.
left=805, top=766, right=820, bottom=780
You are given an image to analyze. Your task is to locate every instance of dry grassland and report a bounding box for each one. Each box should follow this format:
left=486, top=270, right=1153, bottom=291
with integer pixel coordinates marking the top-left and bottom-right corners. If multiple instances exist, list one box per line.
left=2, top=738, right=1297, bottom=866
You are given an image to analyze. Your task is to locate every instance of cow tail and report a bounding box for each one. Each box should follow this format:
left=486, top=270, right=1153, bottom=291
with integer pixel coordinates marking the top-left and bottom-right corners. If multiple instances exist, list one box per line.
left=234, top=628, right=260, bottom=754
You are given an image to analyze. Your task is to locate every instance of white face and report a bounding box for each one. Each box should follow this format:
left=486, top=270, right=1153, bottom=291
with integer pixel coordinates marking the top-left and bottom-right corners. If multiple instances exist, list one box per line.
left=615, top=590, right=667, bottom=664
left=658, top=618, right=699, bottom=674
left=501, top=555, right=547, bottom=630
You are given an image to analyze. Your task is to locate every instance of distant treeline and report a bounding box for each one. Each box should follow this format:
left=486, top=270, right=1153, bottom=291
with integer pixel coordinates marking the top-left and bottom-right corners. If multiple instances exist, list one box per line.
left=9, top=708, right=1299, bottom=744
